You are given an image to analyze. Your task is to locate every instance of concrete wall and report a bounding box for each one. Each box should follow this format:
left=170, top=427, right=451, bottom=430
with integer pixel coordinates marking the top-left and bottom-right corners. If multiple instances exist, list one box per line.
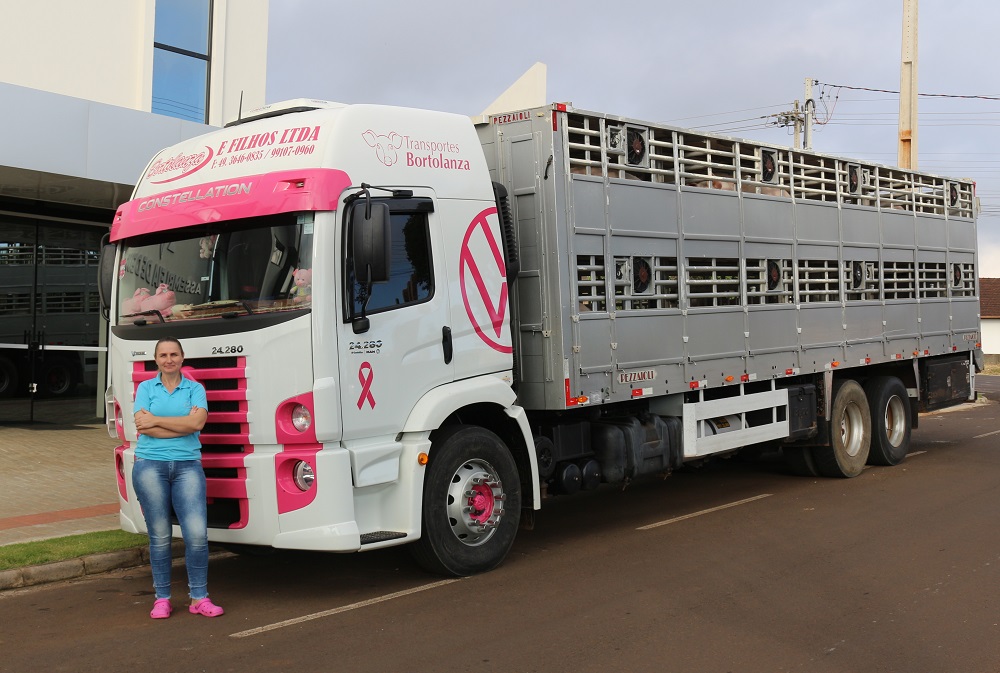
left=0, top=0, right=267, bottom=126
left=211, top=0, right=269, bottom=126
left=0, top=0, right=151, bottom=110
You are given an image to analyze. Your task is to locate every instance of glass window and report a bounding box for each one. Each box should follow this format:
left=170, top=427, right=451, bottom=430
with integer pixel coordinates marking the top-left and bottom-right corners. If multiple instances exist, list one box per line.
left=152, top=0, right=211, bottom=123
left=348, top=209, right=433, bottom=316
left=151, top=49, right=209, bottom=123
left=154, top=0, right=211, bottom=54
left=117, top=212, right=314, bottom=323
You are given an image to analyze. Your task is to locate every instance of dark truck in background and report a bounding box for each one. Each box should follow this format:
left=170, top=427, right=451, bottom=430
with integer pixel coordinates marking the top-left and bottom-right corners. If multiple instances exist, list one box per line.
left=0, top=242, right=99, bottom=399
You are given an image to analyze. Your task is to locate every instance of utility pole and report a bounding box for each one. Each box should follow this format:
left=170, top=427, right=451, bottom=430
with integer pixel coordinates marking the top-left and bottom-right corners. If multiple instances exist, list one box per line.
left=898, top=0, right=918, bottom=168
left=769, top=79, right=817, bottom=149
left=768, top=100, right=803, bottom=148
left=803, top=78, right=815, bottom=150
left=793, top=100, right=802, bottom=149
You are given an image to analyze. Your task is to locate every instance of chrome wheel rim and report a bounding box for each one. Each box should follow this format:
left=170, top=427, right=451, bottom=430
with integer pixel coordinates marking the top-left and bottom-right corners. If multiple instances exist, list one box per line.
left=884, top=394, right=907, bottom=447
left=840, top=401, right=865, bottom=457
left=446, top=459, right=506, bottom=547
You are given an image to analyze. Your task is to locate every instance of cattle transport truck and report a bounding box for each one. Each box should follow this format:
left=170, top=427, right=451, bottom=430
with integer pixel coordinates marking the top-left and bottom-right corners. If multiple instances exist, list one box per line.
left=99, top=99, right=983, bottom=576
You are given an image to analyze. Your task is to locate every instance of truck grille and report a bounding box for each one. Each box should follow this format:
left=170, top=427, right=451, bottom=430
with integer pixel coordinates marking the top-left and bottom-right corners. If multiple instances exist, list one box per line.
left=133, top=356, right=251, bottom=529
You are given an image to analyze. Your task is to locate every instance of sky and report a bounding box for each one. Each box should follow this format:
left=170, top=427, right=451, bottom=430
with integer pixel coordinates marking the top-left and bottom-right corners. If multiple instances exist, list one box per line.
left=266, top=0, right=1000, bottom=277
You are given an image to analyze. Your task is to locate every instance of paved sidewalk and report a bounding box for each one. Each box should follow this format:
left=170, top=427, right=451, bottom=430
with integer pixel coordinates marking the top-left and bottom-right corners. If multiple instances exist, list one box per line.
left=0, top=421, right=122, bottom=546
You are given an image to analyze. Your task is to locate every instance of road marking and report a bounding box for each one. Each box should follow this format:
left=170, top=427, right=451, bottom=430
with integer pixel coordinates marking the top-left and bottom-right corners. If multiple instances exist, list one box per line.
left=636, top=494, right=772, bottom=531
left=908, top=450, right=927, bottom=457
left=229, top=579, right=461, bottom=638
left=973, top=429, right=1000, bottom=439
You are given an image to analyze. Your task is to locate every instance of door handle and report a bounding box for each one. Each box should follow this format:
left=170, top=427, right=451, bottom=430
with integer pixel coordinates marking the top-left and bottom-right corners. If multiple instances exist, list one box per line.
left=441, top=326, right=453, bottom=365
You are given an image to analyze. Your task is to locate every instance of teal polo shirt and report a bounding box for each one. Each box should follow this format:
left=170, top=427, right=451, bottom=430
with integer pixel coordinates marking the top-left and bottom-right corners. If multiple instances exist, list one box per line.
left=133, top=373, right=208, bottom=461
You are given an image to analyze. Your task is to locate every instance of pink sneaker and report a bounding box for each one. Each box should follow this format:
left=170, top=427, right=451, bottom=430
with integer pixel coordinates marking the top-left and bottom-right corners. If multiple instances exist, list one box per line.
left=189, top=598, right=224, bottom=617
left=150, top=599, right=172, bottom=619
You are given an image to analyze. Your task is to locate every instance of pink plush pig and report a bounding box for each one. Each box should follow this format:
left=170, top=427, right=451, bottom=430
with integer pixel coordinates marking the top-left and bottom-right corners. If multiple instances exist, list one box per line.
left=122, top=287, right=150, bottom=315
left=140, top=283, right=176, bottom=317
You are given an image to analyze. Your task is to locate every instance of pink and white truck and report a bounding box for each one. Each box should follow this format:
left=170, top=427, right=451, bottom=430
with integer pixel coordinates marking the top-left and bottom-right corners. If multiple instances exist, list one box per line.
left=101, top=99, right=983, bottom=575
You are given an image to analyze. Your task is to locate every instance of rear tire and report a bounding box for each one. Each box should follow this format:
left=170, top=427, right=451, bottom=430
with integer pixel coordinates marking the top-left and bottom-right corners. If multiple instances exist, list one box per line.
left=40, top=360, right=76, bottom=397
left=864, top=376, right=911, bottom=466
left=813, top=379, right=871, bottom=478
left=410, top=425, right=521, bottom=577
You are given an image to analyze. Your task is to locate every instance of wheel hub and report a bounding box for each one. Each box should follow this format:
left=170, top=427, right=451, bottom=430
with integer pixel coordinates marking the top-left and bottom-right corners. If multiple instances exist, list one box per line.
left=446, top=460, right=506, bottom=546
left=840, top=401, right=864, bottom=457
left=884, top=394, right=906, bottom=447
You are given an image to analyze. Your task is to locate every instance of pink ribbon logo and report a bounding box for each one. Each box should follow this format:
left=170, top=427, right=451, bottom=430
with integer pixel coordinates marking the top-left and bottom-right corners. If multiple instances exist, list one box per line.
left=357, top=361, right=376, bottom=409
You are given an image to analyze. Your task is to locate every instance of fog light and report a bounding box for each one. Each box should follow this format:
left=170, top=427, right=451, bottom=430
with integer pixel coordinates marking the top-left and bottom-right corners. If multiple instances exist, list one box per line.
left=291, top=404, right=312, bottom=432
left=292, top=461, right=315, bottom=491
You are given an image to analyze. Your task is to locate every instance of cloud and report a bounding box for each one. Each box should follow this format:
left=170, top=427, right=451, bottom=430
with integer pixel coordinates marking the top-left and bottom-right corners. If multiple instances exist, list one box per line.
left=267, top=0, right=1000, bottom=272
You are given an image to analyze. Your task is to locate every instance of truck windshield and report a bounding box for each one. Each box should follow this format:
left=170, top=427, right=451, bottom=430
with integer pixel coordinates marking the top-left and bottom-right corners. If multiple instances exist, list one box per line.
left=117, top=211, right=314, bottom=323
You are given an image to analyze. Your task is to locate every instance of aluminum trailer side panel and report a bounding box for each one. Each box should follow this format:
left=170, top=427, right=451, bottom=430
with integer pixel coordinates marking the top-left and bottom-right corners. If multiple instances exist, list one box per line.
left=476, top=105, right=980, bottom=413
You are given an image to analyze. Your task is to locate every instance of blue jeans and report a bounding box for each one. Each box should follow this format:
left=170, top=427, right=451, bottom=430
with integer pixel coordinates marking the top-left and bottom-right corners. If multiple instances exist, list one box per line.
left=132, top=458, right=210, bottom=601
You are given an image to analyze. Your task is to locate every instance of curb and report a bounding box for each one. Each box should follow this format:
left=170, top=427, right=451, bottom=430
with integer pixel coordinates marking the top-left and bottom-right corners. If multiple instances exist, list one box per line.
left=0, top=540, right=185, bottom=592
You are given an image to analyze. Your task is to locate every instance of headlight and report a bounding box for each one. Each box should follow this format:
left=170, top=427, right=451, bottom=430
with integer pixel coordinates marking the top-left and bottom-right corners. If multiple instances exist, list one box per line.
left=292, top=461, right=315, bottom=491
left=291, top=404, right=312, bottom=432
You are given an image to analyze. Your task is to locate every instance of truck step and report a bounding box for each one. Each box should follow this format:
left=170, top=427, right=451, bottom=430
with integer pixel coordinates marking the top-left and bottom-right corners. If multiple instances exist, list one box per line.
left=360, top=531, right=407, bottom=545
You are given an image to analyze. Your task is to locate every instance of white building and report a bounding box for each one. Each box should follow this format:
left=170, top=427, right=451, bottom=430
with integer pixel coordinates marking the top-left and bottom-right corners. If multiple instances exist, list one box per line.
left=0, top=0, right=269, bottom=423
left=980, top=278, right=1000, bottom=364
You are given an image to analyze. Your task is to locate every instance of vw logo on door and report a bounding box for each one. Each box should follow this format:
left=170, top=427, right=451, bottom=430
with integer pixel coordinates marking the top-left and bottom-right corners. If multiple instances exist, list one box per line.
left=459, top=207, right=512, bottom=354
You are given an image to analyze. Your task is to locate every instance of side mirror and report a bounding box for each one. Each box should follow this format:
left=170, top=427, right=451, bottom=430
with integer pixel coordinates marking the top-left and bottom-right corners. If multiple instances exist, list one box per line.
left=351, top=201, right=391, bottom=284
left=97, top=238, right=117, bottom=320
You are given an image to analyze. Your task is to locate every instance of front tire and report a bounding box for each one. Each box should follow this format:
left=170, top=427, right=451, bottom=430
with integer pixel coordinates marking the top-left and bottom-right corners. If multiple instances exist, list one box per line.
left=864, top=376, right=911, bottom=466
left=410, top=425, right=521, bottom=577
left=813, top=379, right=871, bottom=478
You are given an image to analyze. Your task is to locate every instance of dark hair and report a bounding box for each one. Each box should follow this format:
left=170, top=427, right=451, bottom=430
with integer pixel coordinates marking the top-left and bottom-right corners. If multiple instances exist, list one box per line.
left=154, top=337, right=184, bottom=356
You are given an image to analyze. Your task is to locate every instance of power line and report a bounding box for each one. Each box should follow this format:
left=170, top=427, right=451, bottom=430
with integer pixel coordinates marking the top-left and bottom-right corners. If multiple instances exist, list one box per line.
left=815, top=81, right=1000, bottom=102
left=663, top=103, right=790, bottom=124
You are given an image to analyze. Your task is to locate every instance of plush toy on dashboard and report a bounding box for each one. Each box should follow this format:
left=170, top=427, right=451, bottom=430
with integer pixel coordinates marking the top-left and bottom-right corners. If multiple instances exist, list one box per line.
left=140, top=283, right=177, bottom=318
left=122, top=287, right=151, bottom=315
left=198, top=235, right=217, bottom=259
left=290, top=268, right=312, bottom=303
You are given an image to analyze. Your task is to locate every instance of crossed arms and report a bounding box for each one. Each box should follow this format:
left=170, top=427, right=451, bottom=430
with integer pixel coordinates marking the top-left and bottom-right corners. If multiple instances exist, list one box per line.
left=134, top=407, right=208, bottom=439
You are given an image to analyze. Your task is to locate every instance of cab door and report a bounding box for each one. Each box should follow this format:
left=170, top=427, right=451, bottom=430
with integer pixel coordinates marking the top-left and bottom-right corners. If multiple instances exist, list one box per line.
left=337, top=196, right=453, bottom=444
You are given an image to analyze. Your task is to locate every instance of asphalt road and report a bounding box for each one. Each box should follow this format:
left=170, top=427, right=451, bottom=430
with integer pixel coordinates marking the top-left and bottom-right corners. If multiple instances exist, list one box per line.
left=2, top=392, right=999, bottom=673
left=977, top=372, right=1000, bottom=397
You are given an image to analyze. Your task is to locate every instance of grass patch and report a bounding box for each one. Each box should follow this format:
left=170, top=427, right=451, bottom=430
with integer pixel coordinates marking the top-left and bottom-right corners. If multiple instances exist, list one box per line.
left=0, top=530, right=147, bottom=571
left=983, top=363, right=1000, bottom=376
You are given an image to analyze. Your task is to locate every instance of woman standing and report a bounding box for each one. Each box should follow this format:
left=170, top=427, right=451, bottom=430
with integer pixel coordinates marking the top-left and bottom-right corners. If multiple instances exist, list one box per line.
left=132, top=337, right=224, bottom=619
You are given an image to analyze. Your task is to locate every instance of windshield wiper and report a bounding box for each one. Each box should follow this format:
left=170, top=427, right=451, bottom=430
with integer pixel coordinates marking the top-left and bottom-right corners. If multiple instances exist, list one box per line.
left=221, top=301, right=255, bottom=319
left=122, top=309, right=167, bottom=325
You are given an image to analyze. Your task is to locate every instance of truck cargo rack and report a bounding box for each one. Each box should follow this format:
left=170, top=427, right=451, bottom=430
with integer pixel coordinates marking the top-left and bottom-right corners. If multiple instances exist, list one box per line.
left=563, top=109, right=975, bottom=218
